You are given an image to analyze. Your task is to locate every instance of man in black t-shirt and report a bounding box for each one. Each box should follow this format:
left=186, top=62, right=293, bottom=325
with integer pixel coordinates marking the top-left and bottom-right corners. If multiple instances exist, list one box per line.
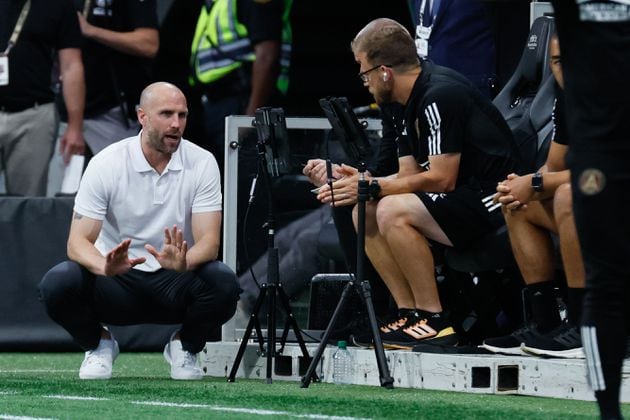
left=72, top=0, right=158, bottom=154
left=483, top=35, right=586, bottom=359
left=52, top=0, right=159, bottom=194
left=314, top=18, right=517, bottom=349
left=0, top=0, right=84, bottom=196
left=551, top=2, right=630, bottom=418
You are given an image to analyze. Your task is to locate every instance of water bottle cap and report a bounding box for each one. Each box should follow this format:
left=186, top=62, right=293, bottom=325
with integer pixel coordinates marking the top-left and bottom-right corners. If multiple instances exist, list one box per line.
left=337, top=340, right=347, bottom=349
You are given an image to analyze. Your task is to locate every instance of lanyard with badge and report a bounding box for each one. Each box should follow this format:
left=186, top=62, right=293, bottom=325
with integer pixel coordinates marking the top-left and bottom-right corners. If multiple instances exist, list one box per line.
left=415, top=0, right=438, bottom=58
left=0, top=0, right=31, bottom=87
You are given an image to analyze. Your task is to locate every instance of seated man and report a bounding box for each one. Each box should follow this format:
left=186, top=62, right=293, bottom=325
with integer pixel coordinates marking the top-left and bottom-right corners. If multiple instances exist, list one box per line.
left=482, top=34, right=585, bottom=358
left=39, top=82, right=239, bottom=380
left=311, top=18, right=517, bottom=350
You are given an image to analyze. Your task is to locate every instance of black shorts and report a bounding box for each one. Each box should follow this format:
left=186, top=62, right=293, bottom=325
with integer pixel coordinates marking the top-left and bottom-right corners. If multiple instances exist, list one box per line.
left=415, top=185, right=504, bottom=249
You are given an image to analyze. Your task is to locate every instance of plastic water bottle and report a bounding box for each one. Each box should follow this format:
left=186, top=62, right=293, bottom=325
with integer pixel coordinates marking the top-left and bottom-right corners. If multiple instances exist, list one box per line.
left=332, top=340, right=354, bottom=385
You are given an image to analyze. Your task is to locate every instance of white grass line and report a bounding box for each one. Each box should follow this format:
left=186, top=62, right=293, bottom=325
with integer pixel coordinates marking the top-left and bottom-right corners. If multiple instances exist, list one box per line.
left=132, top=401, right=369, bottom=420
left=0, top=370, right=75, bottom=374
left=0, top=415, right=56, bottom=420
left=0, top=391, right=19, bottom=395
left=44, top=395, right=110, bottom=401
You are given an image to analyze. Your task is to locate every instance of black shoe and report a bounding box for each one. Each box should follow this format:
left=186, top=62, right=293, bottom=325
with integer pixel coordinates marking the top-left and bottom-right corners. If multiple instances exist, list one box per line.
left=382, top=314, right=458, bottom=350
left=481, top=325, right=541, bottom=356
left=521, top=323, right=584, bottom=359
left=351, top=310, right=417, bottom=347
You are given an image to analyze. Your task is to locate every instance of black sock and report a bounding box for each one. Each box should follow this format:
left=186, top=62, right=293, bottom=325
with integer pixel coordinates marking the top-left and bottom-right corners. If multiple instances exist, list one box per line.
left=416, top=310, right=447, bottom=329
left=527, top=281, right=561, bottom=333
left=567, top=287, right=585, bottom=326
left=398, top=308, right=417, bottom=319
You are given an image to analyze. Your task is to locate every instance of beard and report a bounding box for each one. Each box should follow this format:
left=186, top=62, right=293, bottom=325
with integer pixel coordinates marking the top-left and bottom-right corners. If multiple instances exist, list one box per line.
left=147, top=127, right=180, bottom=155
left=373, top=85, right=393, bottom=106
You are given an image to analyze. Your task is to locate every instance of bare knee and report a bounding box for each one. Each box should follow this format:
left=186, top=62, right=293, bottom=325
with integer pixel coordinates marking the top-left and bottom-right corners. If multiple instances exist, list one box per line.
left=375, top=195, right=408, bottom=231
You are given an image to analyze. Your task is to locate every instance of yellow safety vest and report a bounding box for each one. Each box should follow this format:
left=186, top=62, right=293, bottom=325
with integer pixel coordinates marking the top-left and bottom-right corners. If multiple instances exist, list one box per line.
left=189, top=0, right=292, bottom=95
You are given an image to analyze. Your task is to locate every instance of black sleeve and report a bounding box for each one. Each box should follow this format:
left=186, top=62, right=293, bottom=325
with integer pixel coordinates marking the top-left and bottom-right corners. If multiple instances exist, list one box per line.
left=124, top=0, right=159, bottom=30
left=417, top=86, right=467, bottom=156
left=242, top=0, right=284, bottom=45
left=551, top=91, right=568, bottom=146
left=56, top=0, right=82, bottom=50
left=369, top=115, right=399, bottom=176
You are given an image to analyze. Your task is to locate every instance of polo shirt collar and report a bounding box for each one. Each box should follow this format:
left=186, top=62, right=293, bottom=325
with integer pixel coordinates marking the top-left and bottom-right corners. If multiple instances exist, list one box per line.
left=130, top=131, right=184, bottom=173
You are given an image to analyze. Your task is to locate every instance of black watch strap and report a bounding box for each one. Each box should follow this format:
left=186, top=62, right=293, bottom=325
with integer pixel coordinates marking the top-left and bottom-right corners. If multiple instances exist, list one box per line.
left=369, top=179, right=381, bottom=200
left=532, top=172, right=544, bottom=192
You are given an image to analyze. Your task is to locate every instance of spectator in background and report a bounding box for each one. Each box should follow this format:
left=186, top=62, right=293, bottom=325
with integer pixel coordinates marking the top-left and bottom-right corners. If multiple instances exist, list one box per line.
left=39, top=82, right=239, bottom=381
left=551, top=1, right=630, bottom=418
left=51, top=0, right=159, bottom=195
left=188, top=0, right=292, bottom=172
left=0, top=0, right=85, bottom=196
left=410, top=0, right=497, bottom=98
left=482, top=34, right=586, bottom=359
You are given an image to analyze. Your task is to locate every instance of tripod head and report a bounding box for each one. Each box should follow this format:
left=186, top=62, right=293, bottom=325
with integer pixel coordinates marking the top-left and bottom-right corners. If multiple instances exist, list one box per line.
left=319, top=97, right=373, bottom=167
left=253, top=107, right=291, bottom=178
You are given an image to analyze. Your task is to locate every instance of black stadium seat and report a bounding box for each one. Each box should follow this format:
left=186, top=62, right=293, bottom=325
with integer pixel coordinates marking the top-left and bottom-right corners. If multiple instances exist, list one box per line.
left=493, top=16, right=556, bottom=132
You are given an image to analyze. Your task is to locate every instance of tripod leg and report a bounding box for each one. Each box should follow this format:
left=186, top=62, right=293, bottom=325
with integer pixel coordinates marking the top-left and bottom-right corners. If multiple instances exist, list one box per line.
left=266, top=284, right=276, bottom=384
left=228, top=285, right=268, bottom=382
left=276, top=285, right=319, bottom=382
left=300, top=280, right=355, bottom=388
left=358, top=280, right=394, bottom=388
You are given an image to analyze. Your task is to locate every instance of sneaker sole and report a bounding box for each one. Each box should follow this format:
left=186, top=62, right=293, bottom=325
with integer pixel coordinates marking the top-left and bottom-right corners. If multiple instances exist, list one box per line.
left=480, top=343, right=530, bottom=356
left=383, top=332, right=459, bottom=351
left=520, top=345, right=585, bottom=359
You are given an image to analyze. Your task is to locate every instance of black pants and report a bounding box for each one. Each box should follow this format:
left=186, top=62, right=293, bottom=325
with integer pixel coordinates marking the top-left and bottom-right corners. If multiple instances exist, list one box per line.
left=571, top=153, right=630, bottom=413
left=39, top=260, right=239, bottom=354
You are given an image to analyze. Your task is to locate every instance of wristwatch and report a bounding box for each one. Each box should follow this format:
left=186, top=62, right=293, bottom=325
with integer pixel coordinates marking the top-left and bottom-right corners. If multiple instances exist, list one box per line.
left=368, top=179, right=381, bottom=200
left=531, top=172, right=544, bottom=193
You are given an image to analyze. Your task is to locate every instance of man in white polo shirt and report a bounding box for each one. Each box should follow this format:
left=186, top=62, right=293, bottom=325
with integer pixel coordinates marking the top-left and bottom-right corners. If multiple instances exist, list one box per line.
left=38, top=81, right=239, bottom=381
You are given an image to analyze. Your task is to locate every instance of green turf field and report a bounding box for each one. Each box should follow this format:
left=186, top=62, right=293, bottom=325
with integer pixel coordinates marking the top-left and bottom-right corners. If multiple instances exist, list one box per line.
left=0, top=353, right=626, bottom=419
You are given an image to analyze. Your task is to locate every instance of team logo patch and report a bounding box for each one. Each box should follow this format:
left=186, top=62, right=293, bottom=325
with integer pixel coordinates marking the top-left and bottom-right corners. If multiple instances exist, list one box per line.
left=579, top=168, right=606, bottom=195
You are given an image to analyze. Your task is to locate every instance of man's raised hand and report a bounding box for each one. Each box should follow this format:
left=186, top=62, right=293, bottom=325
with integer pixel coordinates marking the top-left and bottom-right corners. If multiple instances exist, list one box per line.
left=145, top=225, right=188, bottom=272
left=104, top=239, right=146, bottom=276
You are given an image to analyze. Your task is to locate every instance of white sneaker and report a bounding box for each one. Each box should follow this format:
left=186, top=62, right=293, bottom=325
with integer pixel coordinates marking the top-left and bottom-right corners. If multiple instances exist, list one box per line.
left=163, top=332, right=203, bottom=380
left=79, top=335, right=119, bottom=380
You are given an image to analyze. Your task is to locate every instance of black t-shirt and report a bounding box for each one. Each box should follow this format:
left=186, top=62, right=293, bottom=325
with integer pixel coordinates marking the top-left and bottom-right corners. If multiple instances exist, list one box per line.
left=239, top=0, right=284, bottom=45
left=0, top=0, right=81, bottom=109
left=402, top=61, right=516, bottom=192
left=551, top=0, right=630, bottom=156
left=551, top=88, right=568, bottom=147
left=67, top=0, right=158, bottom=118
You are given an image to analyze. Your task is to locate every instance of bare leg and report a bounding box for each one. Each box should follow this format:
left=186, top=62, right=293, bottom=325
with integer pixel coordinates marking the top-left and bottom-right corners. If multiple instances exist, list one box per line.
left=359, top=202, right=415, bottom=309
left=375, top=194, right=451, bottom=313
left=502, top=201, right=557, bottom=285
left=553, top=183, right=585, bottom=288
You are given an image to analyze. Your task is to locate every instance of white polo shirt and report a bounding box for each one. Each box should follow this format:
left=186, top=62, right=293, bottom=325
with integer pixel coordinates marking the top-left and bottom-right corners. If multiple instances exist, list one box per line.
left=74, top=133, right=222, bottom=272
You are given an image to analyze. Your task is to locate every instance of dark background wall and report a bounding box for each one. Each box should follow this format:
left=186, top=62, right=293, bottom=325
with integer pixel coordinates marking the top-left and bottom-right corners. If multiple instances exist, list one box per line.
left=154, top=0, right=531, bottom=137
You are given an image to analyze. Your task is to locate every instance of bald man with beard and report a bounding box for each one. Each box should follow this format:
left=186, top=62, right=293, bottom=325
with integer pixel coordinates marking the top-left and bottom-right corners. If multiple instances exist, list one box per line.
left=39, top=82, right=239, bottom=381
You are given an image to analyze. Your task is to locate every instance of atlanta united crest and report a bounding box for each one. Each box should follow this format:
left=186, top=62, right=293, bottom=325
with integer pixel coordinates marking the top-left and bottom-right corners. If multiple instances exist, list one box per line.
left=579, top=168, right=606, bottom=196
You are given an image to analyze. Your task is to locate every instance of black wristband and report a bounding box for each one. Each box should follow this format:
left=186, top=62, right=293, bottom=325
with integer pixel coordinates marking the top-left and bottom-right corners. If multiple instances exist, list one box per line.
left=368, top=179, right=381, bottom=200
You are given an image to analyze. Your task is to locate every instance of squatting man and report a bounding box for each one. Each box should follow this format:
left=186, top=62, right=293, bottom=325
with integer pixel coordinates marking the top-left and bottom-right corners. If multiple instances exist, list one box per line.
left=39, top=82, right=239, bottom=380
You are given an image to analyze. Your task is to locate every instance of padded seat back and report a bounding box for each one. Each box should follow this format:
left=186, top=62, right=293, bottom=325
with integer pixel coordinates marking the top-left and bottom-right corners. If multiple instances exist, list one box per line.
left=493, top=16, right=556, bottom=132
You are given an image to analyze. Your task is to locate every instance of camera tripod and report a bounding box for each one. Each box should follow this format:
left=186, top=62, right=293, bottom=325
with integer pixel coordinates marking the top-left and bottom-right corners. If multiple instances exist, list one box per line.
left=228, top=113, right=314, bottom=384
left=301, top=162, right=394, bottom=389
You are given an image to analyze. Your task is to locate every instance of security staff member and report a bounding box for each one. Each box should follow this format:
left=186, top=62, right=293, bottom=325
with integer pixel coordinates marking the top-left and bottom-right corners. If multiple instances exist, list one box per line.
left=189, top=0, right=292, bottom=172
